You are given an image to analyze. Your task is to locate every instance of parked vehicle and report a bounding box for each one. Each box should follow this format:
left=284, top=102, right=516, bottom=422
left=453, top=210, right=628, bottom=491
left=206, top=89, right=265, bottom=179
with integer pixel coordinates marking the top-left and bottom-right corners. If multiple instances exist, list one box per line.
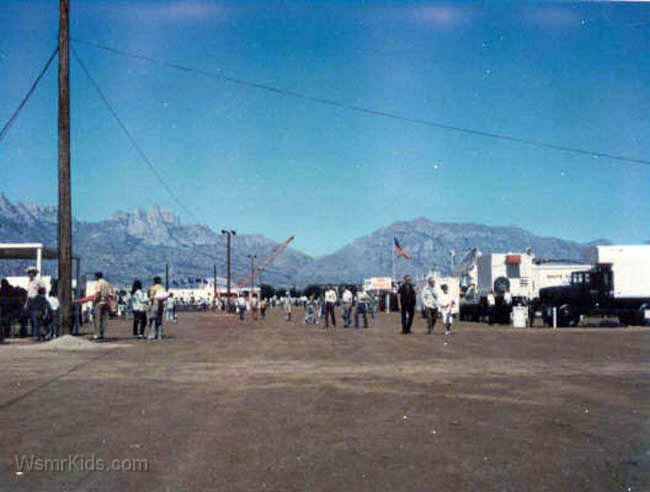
left=460, top=250, right=587, bottom=324
left=538, top=245, right=650, bottom=327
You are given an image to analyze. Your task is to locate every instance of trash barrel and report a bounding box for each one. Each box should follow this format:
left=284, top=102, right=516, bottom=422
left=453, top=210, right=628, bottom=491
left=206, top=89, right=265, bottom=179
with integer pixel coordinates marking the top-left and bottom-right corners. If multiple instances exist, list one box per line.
left=512, top=306, right=528, bottom=328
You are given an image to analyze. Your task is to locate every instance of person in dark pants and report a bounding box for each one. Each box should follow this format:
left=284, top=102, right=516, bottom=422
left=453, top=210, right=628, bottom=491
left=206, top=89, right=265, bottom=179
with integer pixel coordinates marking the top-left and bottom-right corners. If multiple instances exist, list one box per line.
left=397, top=275, right=417, bottom=334
left=421, top=277, right=438, bottom=334
left=324, top=285, right=337, bottom=328
left=354, top=286, right=370, bottom=329
left=130, top=280, right=147, bottom=338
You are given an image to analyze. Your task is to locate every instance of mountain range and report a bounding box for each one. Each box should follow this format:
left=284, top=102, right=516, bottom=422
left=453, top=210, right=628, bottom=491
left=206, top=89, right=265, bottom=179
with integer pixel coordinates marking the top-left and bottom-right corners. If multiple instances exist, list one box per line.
left=0, top=193, right=624, bottom=287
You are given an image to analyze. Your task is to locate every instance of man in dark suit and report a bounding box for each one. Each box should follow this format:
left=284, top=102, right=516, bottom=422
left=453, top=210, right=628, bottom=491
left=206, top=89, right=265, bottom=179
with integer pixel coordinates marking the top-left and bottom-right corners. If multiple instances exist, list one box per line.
left=397, top=275, right=417, bottom=334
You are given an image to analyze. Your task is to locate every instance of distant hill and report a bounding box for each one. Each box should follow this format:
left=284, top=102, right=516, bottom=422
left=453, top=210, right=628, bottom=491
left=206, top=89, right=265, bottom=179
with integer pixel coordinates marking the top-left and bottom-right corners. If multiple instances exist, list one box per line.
left=294, top=217, right=589, bottom=285
left=1, top=194, right=611, bottom=287
left=0, top=193, right=311, bottom=286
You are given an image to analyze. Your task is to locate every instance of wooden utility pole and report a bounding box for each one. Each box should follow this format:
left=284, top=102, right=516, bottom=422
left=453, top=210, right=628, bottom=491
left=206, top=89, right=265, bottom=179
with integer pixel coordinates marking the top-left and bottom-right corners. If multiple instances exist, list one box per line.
left=165, top=263, right=169, bottom=290
left=221, top=230, right=236, bottom=309
left=248, top=255, right=257, bottom=298
left=58, top=0, right=73, bottom=334
left=213, top=264, right=217, bottom=299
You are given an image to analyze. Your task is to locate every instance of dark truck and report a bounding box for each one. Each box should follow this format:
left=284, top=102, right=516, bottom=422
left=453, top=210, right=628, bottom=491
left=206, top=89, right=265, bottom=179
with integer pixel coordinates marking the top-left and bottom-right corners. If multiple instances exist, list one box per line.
left=538, top=258, right=650, bottom=327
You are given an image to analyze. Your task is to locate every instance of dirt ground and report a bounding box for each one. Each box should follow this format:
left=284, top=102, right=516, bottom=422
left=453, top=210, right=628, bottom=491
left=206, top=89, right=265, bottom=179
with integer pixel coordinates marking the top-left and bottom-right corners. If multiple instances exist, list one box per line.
left=1, top=308, right=648, bottom=492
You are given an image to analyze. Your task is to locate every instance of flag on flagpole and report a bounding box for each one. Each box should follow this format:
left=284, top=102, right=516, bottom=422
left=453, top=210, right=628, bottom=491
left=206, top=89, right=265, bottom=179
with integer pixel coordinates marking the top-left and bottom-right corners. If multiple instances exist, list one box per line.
left=393, top=237, right=412, bottom=260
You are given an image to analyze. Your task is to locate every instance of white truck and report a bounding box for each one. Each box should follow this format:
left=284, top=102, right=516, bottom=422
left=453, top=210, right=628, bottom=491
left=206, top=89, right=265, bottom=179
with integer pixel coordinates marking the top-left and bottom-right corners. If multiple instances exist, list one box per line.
left=460, top=251, right=588, bottom=323
left=538, top=245, right=650, bottom=326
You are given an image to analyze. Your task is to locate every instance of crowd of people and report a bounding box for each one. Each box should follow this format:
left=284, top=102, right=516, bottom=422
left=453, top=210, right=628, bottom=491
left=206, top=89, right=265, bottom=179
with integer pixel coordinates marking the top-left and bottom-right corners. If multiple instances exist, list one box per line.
left=81, top=273, right=176, bottom=341
left=0, top=267, right=60, bottom=341
left=1, top=268, right=461, bottom=342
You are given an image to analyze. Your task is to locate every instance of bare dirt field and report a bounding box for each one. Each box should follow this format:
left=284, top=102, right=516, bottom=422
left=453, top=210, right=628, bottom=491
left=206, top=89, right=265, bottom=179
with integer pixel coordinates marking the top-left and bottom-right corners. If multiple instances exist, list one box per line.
left=1, top=309, right=649, bottom=491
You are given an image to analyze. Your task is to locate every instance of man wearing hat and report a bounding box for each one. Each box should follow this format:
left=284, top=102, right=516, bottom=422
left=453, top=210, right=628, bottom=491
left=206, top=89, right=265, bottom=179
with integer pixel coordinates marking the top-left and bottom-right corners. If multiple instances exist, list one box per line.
left=421, top=276, right=439, bottom=335
left=24, top=266, right=46, bottom=337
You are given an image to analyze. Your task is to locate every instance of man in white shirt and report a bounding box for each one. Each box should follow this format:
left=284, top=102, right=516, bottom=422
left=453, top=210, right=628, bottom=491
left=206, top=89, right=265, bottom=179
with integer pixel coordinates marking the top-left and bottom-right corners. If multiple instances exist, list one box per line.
left=283, top=293, right=292, bottom=321
left=354, top=287, right=370, bottom=329
left=341, top=286, right=353, bottom=328
left=487, top=289, right=496, bottom=325
left=93, top=271, right=113, bottom=340
left=24, top=266, right=46, bottom=337
left=437, top=284, right=455, bottom=335
left=238, top=296, right=247, bottom=321
left=324, top=285, right=337, bottom=328
left=421, top=277, right=438, bottom=334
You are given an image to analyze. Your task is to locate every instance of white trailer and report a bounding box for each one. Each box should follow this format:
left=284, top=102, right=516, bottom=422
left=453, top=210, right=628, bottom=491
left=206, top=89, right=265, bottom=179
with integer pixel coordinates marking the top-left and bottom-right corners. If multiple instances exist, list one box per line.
left=538, top=244, right=650, bottom=326
left=595, top=245, right=650, bottom=299
left=476, top=252, right=535, bottom=299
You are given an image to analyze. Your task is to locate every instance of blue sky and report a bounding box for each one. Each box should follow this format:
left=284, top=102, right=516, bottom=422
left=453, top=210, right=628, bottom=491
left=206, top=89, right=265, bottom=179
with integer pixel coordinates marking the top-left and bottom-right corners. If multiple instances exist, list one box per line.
left=1, top=0, right=649, bottom=256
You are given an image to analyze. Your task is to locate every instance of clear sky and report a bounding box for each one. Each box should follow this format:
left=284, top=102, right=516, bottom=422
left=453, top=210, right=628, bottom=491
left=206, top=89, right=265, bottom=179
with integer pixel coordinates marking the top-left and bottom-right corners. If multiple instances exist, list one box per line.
left=1, top=0, right=649, bottom=256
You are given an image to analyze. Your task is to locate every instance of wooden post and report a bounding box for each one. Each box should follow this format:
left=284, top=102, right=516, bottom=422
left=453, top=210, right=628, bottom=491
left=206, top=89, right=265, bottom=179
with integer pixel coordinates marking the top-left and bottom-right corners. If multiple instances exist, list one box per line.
left=226, top=233, right=231, bottom=305
left=249, top=255, right=256, bottom=298
left=58, top=0, right=73, bottom=335
left=213, top=264, right=217, bottom=298
left=222, top=230, right=235, bottom=309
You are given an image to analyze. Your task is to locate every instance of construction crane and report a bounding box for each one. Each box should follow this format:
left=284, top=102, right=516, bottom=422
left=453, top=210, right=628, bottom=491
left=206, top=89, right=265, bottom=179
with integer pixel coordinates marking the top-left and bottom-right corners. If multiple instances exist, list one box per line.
left=236, top=235, right=296, bottom=289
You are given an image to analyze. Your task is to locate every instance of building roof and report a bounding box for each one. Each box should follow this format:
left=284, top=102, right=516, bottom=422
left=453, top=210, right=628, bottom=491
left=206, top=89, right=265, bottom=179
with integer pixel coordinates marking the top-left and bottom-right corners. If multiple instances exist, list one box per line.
left=0, top=243, right=78, bottom=261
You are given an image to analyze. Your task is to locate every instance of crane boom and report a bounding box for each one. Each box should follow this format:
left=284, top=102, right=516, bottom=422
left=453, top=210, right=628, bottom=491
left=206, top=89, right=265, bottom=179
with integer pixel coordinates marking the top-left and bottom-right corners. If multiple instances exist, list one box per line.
left=237, top=235, right=295, bottom=288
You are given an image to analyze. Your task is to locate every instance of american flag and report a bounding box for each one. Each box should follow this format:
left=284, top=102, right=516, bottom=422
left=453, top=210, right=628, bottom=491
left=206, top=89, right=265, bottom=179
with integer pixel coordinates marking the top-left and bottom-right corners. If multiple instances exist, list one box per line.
left=393, top=237, right=412, bottom=259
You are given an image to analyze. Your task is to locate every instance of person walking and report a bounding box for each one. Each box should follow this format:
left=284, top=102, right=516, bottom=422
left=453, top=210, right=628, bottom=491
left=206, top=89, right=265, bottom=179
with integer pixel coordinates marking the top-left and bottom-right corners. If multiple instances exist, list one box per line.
left=397, top=275, right=417, bottom=334
left=24, top=266, right=46, bottom=337
left=354, top=286, right=370, bottom=329
left=260, top=298, right=267, bottom=319
left=341, top=285, right=353, bottom=328
left=369, top=293, right=378, bottom=320
left=45, top=287, right=60, bottom=339
left=250, top=294, right=259, bottom=320
left=304, top=295, right=318, bottom=325
left=283, top=293, right=292, bottom=322
left=148, top=277, right=167, bottom=340
left=92, top=272, right=113, bottom=340
left=131, top=280, right=147, bottom=339
left=437, top=284, right=455, bottom=335
left=324, top=285, right=337, bottom=328
left=487, top=289, right=496, bottom=325
left=422, top=276, right=439, bottom=334
left=238, top=296, right=247, bottom=320
left=165, top=293, right=177, bottom=323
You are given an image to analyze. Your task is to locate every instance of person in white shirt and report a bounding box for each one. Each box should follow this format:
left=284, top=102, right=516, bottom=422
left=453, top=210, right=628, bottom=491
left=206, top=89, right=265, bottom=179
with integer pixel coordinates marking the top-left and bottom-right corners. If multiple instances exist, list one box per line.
left=354, top=287, right=370, bottom=329
left=341, top=286, right=353, bottom=328
left=437, top=284, right=455, bottom=335
left=283, top=293, right=292, bottom=321
left=130, top=279, right=147, bottom=338
left=24, top=266, right=46, bottom=337
left=324, top=285, right=337, bottom=328
left=238, top=296, right=247, bottom=320
left=503, top=289, right=512, bottom=305
left=487, top=289, right=496, bottom=325
left=421, top=277, right=439, bottom=334
left=45, top=288, right=60, bottom=339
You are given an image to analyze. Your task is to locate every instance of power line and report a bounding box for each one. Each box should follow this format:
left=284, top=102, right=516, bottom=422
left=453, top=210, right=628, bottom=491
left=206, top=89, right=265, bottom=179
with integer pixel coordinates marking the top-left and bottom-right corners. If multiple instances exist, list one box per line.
left=71, top=38, right=650, bottom=167
left=70, top=46, right=199, bottom=221
left=0, top=47, right=58, bottom=144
